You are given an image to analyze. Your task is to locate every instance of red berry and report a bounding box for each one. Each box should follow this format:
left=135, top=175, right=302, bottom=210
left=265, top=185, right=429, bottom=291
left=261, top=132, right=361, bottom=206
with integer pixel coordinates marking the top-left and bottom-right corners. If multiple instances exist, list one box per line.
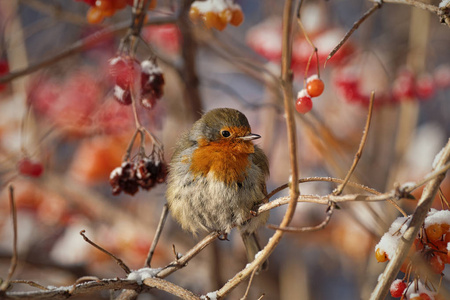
left=0, top=59, right=9, bottom=92
left=415, top=74, right=435, bottom=100
left=295, top=90, right=313, bottom=114
left=18, top=158, right=44, bottom=178
left=306, top=75, right=325, bottom=97
left=392, top=68, right=415, bottom=101
left=108, top=55, right=140, bottom=89
left=389, top=279, right=407, bottom=298
left=419, top=293, right=432, bottom=300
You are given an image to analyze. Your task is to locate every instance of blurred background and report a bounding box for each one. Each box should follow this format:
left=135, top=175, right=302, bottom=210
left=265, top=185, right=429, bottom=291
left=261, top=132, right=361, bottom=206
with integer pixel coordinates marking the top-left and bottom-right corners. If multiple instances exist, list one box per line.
left=0, top=0, right=449, bottom=299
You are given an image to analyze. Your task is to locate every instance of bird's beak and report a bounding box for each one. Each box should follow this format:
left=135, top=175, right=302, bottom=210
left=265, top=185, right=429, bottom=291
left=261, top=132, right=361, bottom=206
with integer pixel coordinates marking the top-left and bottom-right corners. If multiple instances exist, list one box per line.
left=239, top=133, right=261, bottom=141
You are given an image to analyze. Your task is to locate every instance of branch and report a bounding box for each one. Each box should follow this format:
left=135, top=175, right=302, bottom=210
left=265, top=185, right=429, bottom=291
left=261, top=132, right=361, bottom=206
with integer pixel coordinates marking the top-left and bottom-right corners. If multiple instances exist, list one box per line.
left=79, top=230, right=131, bottom=275
left=369, top=138, right=450, bottom=300
left=325, top=2, right=382, bottom=66
left=334, top=91, right=374, bottom=196
left=145, top=203, right=169, bottom=267
left=0, top=16, right=177, bottom=85
left=142, top=278, right=199, bottom=300
left=0, top=185, right=18, bottom=292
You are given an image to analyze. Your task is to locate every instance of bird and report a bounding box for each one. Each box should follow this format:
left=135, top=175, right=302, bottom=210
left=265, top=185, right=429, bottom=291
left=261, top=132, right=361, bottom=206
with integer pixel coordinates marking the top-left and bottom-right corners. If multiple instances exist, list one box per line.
left=166, top=108, right=270, bottom=266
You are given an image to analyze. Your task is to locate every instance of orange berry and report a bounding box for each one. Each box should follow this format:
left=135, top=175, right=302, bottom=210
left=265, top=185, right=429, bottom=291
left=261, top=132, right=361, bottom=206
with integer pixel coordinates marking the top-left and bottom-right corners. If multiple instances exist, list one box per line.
left=419, top=294, right=432, bottom=300
left=219, top=9, right=233, bottom=24
left=189, top=6, right=201, bottom=22
left=375, top=248, right=388, bottom=262
left=87, top=6, right=105, bottom=24
left=429, top=255, right=445, bottom=274
left=113, top=0, right=128, bottom=9
left=203, top=11, right=219, bottom=29
left=426, top=223, right=443, bottom=242
left=306, top=77, right=325, bottom=97
left=230, top=8, right=244, bottom=26
left=148, top=0, right=157, bottom=10
left=214, top=16, right=227, bottom=31
left=410, top=297, right=422, bottom=300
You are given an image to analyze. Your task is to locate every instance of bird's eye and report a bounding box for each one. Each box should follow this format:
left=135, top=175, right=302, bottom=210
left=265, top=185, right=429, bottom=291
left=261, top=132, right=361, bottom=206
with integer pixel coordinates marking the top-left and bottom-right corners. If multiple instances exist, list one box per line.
left=221, top=130, right=231, bottom=138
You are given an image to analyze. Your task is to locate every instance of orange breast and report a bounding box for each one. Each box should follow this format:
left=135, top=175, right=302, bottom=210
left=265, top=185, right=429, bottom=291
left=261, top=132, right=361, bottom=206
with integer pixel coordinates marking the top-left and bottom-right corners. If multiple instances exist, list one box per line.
left=189, top=138, right=254, bottom=184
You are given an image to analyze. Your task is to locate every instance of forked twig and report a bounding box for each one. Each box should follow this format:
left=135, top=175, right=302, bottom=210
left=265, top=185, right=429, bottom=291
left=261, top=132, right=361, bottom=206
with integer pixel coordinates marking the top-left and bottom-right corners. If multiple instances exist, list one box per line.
left=325, top=2, right=382, bottom=67
left=9, top=280, right=49, bottom=290
left=0, top=185, right=18, bottom=292
left=296, top=0, right=320, bottom=78
left=145, top=203, right=169, bottom=267
left=267, top=201, right=335, bottom=233
left=79, top=230, right=131, bottom=275
left=334, top=91, right=375, bottom=196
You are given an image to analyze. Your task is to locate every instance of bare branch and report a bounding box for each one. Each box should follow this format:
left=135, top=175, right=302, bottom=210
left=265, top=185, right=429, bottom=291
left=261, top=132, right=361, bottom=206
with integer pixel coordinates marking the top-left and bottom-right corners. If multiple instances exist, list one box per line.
left=0, top=16, right=177, bottom=85
left=325, top=2, right=382, bottom=66
left=268, top=202, right=335, bottom=233
left=142, top=277, right=199, bottom=300
left=0, top=185, right=18, bottom=292
left=334, top=91, right=375, bottom=196
left=145, top=203, right=169, bottom=267
left=79, top=230, right=131, bottom=275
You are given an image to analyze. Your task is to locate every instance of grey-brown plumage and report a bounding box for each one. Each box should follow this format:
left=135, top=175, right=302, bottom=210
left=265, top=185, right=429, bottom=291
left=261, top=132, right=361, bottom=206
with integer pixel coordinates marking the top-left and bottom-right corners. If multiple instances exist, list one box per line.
left=166, top=108, right=269, bottom=266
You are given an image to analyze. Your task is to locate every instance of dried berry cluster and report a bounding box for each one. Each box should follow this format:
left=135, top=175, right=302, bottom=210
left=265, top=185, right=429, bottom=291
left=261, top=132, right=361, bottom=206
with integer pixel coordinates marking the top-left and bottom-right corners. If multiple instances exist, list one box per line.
left=109, top=55, right=164, bottom=109
left=109, top=156, right=167, bottom=195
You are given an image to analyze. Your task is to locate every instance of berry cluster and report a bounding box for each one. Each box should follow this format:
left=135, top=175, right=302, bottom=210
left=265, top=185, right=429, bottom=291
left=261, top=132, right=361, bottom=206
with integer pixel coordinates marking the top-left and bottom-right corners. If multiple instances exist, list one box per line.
left=189, top=0, right=244, bottom=31
left=17, top=158, right=44, bottom=178
left=77, top=0, right=156, bottom=24
left=246, top=19, right=353, bottom=71
left=109, top=155, right=167, bottom=195
left=295, top=75, right=325, bottom=114
left=334, top=65, right=450, bottom=107
left=109, top=55, right=164, bottom=109
left=375, top=209, right=450, bottom=300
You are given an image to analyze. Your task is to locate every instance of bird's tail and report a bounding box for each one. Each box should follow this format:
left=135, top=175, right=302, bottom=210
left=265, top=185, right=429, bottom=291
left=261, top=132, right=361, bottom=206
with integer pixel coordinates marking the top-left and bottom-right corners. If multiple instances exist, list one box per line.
left=240, top=231, right=268, bottom=271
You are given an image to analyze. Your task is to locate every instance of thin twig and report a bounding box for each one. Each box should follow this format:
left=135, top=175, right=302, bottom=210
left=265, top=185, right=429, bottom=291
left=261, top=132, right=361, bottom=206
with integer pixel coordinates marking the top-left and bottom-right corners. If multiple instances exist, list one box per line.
left=296, top=0, right=320, bottom=78
left=142, top=277, right=199, bottom=300
left=9, top=280, right=49, bottom=290
left=79, top=230, right=131, bottom=275
left=240, top=268, right=258, bottom=300
left=325, top=2, right=382, bottom=67
left=156, top=232, right=220, bottom=278
left=334, top=91, right=375, bottom=196
left=0, top=16, right=177, bottom=85
left=0, top=185, right=18, bottom=292
left=379, top=0, right=439, bottom=13
left=268, top=201, right=335, bottom=233
left=145, top=203, right=169, bottom=267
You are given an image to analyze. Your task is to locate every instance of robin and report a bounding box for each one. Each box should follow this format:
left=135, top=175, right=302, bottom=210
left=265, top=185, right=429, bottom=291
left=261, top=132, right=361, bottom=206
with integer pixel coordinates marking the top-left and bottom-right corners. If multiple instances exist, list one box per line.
left=166, top=108, right=269, bottom=266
